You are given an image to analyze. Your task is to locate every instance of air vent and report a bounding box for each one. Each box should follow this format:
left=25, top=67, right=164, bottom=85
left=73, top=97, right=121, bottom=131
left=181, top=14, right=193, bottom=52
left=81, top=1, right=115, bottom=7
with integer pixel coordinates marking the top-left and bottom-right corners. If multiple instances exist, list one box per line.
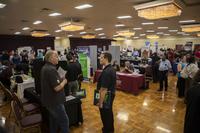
left=9, top=28, right=15, bottom=31
left=21, top=20, right=29, bottom=23
left=40, top=8, right=52, bottom=12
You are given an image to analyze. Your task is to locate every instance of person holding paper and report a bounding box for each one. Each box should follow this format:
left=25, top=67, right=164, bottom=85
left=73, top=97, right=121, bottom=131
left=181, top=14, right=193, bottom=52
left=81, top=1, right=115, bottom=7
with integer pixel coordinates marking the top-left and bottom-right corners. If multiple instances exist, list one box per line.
left=97, top=52, right=116, bottom=133
left=41, top=50, right=69, bottom=133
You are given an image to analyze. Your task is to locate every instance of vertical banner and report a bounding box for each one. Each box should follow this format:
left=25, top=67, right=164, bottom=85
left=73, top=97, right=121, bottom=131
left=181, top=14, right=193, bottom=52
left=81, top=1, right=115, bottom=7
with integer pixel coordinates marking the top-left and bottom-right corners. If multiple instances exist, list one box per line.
left=77, top=46, right=91, bottom=79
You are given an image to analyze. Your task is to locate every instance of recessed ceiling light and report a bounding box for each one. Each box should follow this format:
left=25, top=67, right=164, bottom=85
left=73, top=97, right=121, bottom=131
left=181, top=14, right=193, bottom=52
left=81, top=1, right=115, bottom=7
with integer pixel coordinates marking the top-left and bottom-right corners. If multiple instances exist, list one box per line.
left=55, top=30, right=62, bottom=33
left=179, top=20, right=196, bottom=23
left=158, top=27, right=168, bottom=29
left=169, top=30, right=178, bottom=32
left=157, top=32, right=164, bottom=34
left=115, top=24, right=125, bottom=27
left=140, top=34, right=146, bottom=36
left=33, top=20, right=42, bottom=25
left=68, top=35, right=73, bottom=37
left=75, top=4, right=93, bottom=9
left=134, top=37, right=139, bottom=39
left=117, top=16, right=132, bottom=19
left=22, top=27, right=30, bottom=30
left=100, top=36, right=106, bottom=39
left=49, top=12, right=62, bottom=17
left=98, top=33, right=105, bottom=36
left=80, top=31, right=86, bottom=34
left=113, top=34, right=118, bottom=37
left=146, top=30, right=155, bottom=33
left=56, top=37, right=61, bottom=39
left=142, top=22, right=154, bottom=25
left=14, top=32, right=21, bottom=35
left=133, top=27, right=142, bottom=30
left=177, top=32, right=184, bottom=34
left=0, top=3, right=6, bottom=8
left=95, top=28, right=103, bottom=31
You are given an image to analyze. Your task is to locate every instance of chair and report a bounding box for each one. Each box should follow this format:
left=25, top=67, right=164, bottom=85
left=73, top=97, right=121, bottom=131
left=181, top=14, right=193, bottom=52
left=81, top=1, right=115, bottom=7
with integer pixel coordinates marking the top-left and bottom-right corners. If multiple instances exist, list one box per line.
left=12, top=93, right=40, bottom=115
left=0, top=81, right=13, bottom=117
left=11, top=101, right=42, bottom=133
left=0, top=81, right=29, bottom=118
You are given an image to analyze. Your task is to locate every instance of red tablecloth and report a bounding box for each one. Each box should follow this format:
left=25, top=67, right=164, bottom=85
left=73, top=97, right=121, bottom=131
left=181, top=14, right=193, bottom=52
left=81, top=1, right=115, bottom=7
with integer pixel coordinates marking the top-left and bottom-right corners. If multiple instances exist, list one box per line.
left=93, top=70, right=145, bottom=95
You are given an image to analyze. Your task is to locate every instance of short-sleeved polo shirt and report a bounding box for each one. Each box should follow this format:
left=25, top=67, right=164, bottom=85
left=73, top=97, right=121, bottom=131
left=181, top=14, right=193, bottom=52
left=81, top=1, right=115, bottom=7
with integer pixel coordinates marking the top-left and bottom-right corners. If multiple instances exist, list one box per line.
left=97, top=64, right=116, bottom=93
left=41, top=62, right=65, bottom=107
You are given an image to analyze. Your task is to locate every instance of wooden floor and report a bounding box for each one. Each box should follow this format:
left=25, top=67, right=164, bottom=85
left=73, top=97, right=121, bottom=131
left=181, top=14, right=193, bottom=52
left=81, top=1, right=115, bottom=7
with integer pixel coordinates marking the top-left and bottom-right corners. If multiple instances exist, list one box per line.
left=0, top=74, right=186, bottom=133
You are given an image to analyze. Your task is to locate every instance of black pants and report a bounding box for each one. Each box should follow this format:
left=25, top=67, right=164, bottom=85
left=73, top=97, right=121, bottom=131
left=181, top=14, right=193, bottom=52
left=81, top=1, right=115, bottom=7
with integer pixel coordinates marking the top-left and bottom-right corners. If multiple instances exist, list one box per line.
left=177, top=77, right=185, bottom=97
left=159, top=70, right=168, bottom=90
left=99, top=94, right=115, bottom=133
left=152, top=65, right=159, bottom=83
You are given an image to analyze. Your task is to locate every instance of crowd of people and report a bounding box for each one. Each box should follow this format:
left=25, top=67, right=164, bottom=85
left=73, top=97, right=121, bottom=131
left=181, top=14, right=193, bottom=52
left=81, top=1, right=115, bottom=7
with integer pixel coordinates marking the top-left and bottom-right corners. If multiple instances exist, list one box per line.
left=0, top=47, right=200, bottom=133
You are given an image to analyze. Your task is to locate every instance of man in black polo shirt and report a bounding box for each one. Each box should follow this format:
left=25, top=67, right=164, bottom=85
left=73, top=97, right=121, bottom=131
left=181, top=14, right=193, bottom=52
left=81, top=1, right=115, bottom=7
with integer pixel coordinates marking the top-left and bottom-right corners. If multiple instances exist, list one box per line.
left=97, top=52, right=116, bottom=133
left=41, top=50, right=69, bottom=133
left=65, top=54, right=79, bottom=95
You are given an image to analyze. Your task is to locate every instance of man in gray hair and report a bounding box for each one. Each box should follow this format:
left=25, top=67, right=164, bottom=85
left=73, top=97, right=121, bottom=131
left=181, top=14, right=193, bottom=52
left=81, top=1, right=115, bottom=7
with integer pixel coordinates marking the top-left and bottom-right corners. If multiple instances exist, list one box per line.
left=41, top=50, right=69, bottom=133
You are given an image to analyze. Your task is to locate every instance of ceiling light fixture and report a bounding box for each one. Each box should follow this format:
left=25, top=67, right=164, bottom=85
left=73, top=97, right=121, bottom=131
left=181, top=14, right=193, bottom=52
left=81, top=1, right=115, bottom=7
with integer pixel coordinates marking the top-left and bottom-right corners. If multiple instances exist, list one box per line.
left=100, top=36, right=106, bottom=39
left=179, top=20, right=196, bottom=23
left=22, top=27, right=30, bottom=30
left=169, top=29, right=178, bottom=32
left=140, top=34, right=146, bottom=36
left=59, top=21, right=85, bottom=32
left=157, top=32, right=164, bottom=34
left=117, top=30, right=135, bottom=37
left=56, top=37, right=61, bottom=39
left=164, top=34, right=170, bottom=36
left=14, top=32, right=21, bottom=35
left=75, top=4, right=93, bottom=9
left=197, top=33, right=200, bottom=37
left=133, top=27, right=142, bottom=30
left=68, top=35, right=73, bottom=37
left=33, top=20, right=43, bottom=25
left=82, top=33, right=95, bottom=39
left=49, top=12, right=62, bottom=17
left=95, top=28, right=103, bottom=31
left=134, top=0, right=181, bottom=20
left=181, top=24, right=200, bottom=32
left=31, top=30, right=49, bottom=37
left=146, top=35, right=159, bottom=39
left=80, top=31, right=86, bottom=35
left=0, top=3, right=6, bottom=8
left=55, top=30, right=62, bottom=33
left=98, top=33, right=105, bottom=36
left=117, top=16, right=132, bottom=19
left=115, top=24, right=125, bottom=27
left=146, top=30, right=155, bottom=33
left=133, top=37, right=139, bottom=39
left=158, top=27, right=168, bottom=29
left=142, top=22, right=154, bottom=25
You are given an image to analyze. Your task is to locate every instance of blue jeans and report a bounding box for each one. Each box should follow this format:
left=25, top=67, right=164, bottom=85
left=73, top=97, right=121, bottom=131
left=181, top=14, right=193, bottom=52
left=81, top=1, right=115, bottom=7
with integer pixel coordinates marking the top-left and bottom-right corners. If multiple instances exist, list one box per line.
left=47, top=104, right=69, bottom=133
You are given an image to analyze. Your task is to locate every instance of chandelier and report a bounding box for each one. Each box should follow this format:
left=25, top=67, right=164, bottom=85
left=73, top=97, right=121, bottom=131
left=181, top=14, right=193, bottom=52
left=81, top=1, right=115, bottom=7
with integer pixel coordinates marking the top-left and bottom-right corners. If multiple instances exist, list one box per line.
left=134, top=0, right=182, bottom=20
left=82, top=33, right=95, bottom=39
left=31, top=30, right=49, bottom=37
left=117, top=30, right=135, bottom=37
left=59, top=21, right=85, bottom=32
left=181, top=24, right=200, bottom=32
left=146, top=35, right=159, bottom=39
